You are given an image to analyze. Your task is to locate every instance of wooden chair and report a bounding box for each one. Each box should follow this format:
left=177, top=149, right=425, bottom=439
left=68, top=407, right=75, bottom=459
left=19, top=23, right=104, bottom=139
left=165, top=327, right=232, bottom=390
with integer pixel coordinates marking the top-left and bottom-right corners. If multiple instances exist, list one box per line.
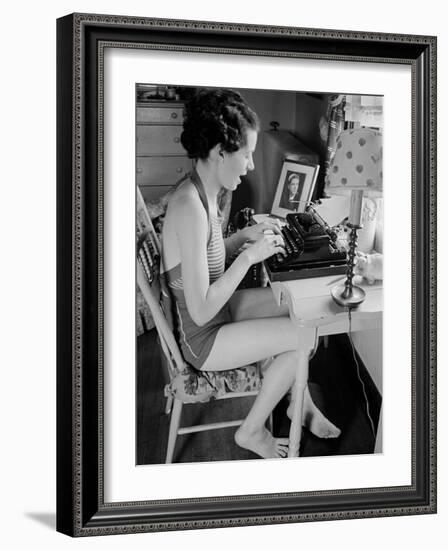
left=136, top=188, right=264, bottom=463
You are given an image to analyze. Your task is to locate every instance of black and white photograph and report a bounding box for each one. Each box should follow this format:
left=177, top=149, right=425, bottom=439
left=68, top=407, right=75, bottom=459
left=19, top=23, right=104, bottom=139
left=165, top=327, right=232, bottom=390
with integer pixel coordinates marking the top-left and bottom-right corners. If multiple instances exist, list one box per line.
left=136, top=84, right=384, bottom=466
left=271, top=160, right=320, bottom=217
left=279, top=171, right=305, bottom=211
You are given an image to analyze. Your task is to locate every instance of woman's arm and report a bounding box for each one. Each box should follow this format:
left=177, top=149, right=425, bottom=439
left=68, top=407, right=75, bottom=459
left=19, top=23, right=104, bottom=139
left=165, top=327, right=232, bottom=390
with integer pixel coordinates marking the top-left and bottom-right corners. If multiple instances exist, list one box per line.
left=176, top=198, right=283, bottom=326
left=176, top=197, right=250, bottom=326
left=224, top=230, right=248, bottom=260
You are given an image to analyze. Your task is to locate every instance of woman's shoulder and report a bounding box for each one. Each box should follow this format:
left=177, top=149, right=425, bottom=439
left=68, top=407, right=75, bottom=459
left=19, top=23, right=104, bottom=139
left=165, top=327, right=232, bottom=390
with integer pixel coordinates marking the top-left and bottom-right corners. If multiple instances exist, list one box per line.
left=166, top=176, right=206, bottom=221
left=170, top=177, right=197, bottom=206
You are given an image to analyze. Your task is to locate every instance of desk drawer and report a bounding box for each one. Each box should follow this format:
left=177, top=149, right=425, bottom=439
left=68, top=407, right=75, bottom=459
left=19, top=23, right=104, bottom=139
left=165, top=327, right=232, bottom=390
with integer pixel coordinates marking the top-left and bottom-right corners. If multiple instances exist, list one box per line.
left=137, top=106, right=183, bottom=124
left=137, top=126, right=185, bottom=155
left=137, top=157, right=192, bottom=186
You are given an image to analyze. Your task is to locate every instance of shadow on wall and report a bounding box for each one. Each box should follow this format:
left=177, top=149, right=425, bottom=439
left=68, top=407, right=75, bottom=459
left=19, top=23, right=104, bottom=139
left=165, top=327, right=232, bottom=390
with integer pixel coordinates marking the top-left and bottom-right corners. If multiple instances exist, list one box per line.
left=231, top=90, right=331, bottom=214
left=231, top=88, right=297, bottom=214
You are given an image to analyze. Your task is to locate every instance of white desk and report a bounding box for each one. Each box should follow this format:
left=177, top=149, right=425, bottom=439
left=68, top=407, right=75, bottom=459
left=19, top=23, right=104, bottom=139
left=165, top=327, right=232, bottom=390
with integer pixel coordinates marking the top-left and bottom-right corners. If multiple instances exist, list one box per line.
left=269, top=275, right=383, bottom=457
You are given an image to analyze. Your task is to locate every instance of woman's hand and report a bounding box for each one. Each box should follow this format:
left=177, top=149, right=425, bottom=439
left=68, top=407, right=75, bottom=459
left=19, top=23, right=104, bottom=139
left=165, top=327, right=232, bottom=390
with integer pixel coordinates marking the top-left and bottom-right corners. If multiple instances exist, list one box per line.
left=241, top=231, right=286, bottom=265
left=225, top=218, right=284, bottom=261
left=240, top=219, right=283, bottom=242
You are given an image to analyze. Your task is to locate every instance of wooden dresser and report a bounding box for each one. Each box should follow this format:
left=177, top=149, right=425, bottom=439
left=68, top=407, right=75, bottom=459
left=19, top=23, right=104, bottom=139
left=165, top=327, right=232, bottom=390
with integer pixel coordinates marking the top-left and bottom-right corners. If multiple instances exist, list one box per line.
left=136, top=101, right=192, bottom=202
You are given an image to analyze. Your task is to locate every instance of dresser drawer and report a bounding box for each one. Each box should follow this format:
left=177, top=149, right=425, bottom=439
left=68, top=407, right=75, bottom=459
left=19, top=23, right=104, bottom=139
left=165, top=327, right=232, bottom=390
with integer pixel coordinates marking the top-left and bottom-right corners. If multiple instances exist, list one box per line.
left=137, top=105, right=184, bottom=124
left=136, top=157, right=192, bottom=186
left=137, top=126, right=185, bottom=156
left=139, top=184, right=174, bottom=204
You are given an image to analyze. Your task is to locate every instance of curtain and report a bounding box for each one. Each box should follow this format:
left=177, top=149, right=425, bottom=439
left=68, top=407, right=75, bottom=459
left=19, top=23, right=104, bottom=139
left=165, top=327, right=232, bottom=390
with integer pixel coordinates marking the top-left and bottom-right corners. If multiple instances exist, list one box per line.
left=323, top=95, right=346, bottom=192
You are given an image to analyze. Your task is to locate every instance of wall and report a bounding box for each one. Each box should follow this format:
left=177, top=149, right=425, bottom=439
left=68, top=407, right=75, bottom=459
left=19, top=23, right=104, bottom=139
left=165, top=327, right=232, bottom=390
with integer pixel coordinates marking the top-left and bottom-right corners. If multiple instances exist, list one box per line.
left=294, top=92, right=330, bottom=196
left=231, top=88, right=297, bottom=214
left=1, top=2, right=445, bottom=550
left=231, top=89, right=329, bottom=213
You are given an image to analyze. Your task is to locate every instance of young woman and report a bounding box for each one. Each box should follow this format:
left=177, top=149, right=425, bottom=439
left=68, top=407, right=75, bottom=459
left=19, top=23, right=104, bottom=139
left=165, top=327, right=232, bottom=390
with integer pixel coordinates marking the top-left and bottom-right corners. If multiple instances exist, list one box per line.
left=161, top=88, right=340, bottom=459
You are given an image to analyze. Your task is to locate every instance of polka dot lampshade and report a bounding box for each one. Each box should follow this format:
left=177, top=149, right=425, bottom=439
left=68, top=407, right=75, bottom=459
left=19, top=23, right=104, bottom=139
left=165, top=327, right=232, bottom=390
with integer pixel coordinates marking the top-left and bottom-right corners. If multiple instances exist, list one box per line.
left=326, top=128, right=383, bottom=194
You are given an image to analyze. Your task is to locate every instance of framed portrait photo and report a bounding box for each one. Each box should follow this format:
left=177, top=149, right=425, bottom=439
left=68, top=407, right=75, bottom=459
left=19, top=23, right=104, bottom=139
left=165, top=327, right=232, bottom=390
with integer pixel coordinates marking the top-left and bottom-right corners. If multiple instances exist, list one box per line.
left=56, top=13, right=436, bottom=537
left=271, top=160, right=320, bottom=218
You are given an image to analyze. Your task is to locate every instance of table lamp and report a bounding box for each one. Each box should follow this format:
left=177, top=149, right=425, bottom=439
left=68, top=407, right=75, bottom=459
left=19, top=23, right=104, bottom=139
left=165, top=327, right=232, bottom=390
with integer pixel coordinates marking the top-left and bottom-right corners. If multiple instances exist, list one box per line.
left=326, top=128, right=383, bottom=307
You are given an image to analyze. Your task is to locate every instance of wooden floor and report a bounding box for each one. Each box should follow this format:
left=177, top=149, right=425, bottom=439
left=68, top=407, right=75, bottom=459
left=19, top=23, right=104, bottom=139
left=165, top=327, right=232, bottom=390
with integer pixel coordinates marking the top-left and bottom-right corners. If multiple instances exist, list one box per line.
left=136, top=330, right=381, bottom=465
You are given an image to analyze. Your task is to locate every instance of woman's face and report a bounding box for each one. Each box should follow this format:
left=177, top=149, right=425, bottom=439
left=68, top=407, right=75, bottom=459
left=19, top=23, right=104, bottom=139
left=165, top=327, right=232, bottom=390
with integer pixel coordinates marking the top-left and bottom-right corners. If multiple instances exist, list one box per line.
left=288, top=178, right=299, bottom=195
left=218, top=129, right=257, bottom=191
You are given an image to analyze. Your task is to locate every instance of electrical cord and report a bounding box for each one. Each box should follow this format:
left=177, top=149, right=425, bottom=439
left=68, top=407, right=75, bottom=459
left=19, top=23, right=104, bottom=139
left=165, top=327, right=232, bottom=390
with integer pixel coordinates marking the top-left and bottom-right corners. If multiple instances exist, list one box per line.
left=347, top=308, right=377, bottom=439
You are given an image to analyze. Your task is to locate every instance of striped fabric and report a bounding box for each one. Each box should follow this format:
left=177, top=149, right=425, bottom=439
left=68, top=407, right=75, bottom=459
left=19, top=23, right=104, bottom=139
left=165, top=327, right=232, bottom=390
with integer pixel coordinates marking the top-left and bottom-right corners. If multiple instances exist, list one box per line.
left=166, top=212, right=226, bottom=290
left=207, top=214, right=226, bottom=283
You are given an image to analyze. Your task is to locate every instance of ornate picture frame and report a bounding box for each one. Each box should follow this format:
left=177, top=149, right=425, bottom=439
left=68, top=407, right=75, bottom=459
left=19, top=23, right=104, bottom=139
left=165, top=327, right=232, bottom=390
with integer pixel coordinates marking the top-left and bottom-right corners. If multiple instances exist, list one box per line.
left=56, top=13, right=437, bottom=536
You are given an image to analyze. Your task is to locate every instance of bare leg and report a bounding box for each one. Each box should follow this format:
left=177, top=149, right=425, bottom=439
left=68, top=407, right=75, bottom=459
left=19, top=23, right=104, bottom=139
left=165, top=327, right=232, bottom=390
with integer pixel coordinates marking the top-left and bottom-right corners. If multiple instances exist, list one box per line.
left=234, top=350, right=299, bottom=458
left=287, top=386, right=341, bottom=439
left=200, top=317, right=338, bottom=458
left=201, top=317, right=298, bottom=458
left=229, top=287, right=289, bottom=322
left=200, top=317, right=297, bottom=371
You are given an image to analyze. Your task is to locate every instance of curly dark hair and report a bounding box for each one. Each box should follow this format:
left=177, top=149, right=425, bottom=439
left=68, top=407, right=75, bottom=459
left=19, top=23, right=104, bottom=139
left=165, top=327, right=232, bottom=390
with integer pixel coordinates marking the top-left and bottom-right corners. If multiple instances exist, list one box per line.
left=180, top=88, right=260, bottom=160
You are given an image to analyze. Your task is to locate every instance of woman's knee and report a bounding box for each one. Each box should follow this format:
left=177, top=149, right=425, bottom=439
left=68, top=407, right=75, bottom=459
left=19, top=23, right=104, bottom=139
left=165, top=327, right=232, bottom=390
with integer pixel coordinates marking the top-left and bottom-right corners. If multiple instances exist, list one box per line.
left=285, top=349, right=300, bottom=365
left=272, top=350, right=300, bottom=372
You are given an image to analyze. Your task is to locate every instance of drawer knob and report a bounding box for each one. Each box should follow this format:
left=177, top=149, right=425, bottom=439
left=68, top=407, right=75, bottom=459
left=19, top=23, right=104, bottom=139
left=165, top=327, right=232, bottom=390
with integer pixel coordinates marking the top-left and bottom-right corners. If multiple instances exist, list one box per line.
left=136, top=168, right=143, bottom=174
left=171, top=112, right=178, bottom=119
left=176, top=167, right=184, bottom=173
left=173, top=137, right=180, bottom=143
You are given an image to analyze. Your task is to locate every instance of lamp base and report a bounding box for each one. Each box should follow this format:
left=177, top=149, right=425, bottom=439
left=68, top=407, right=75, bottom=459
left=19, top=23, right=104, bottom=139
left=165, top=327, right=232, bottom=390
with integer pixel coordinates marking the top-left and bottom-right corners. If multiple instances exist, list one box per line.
left=331, top=283, right=366, bottom=308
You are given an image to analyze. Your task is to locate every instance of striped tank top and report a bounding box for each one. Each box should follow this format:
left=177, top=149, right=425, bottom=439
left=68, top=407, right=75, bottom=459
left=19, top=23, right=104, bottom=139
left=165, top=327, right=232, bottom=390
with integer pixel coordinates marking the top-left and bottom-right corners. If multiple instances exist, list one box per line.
left=162, top=171, right=232, bottom=369
left=166, top=212, right=226, bottom=291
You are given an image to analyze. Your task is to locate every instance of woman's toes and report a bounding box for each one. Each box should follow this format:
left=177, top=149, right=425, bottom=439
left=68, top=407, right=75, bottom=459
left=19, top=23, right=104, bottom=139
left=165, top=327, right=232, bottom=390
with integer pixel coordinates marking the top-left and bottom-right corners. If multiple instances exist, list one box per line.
left=235, top=427, right=289, bottom=459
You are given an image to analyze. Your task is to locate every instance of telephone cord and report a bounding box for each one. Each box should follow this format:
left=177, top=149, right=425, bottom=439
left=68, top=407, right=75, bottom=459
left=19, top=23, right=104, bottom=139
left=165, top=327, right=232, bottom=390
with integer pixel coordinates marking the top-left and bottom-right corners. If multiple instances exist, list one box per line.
left=347, top=308, right=377, bottom=439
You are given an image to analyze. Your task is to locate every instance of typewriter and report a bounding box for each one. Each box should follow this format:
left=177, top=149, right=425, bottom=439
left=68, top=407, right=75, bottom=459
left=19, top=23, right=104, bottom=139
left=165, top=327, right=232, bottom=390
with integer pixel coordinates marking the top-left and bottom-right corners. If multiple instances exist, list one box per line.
left=264, top=208, right=347, bottom=282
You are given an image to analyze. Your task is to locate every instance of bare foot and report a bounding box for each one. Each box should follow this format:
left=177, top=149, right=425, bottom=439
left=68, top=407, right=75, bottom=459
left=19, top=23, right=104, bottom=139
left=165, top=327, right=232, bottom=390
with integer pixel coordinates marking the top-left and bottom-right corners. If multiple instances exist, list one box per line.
left=287, top=386, right=341, bottom=439
left=235, top=426, right=289, bottom=458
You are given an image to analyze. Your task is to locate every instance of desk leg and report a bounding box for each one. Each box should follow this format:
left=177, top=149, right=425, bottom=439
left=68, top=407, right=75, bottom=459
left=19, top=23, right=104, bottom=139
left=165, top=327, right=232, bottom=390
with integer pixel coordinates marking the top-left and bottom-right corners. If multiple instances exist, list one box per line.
left=288, top=327, right=316, bottom=458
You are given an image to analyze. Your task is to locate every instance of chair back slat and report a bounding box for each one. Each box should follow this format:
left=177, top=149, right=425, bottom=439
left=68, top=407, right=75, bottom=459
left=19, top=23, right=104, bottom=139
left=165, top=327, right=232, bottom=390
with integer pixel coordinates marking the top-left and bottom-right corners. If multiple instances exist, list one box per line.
left=136, top=187, right=185, bottom=379
left=136, top=260, right=185, bottom=375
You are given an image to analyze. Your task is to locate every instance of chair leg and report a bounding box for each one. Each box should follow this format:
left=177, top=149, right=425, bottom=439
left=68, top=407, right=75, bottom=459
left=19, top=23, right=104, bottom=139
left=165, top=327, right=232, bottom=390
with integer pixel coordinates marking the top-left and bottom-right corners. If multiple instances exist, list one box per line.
left=166, top=398, right=182, bottom=464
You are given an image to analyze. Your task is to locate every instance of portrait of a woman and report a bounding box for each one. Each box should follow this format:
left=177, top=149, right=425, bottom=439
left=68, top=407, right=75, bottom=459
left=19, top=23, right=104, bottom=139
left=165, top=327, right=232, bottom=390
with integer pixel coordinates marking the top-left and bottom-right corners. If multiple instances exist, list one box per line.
left=279, top=171, right=305, bottom=211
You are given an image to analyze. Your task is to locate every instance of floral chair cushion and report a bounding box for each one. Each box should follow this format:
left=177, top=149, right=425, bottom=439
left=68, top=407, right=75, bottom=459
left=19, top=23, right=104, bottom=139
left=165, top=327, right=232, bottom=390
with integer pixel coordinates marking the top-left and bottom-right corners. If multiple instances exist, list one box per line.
left=166, top=362, right=262, bottom=403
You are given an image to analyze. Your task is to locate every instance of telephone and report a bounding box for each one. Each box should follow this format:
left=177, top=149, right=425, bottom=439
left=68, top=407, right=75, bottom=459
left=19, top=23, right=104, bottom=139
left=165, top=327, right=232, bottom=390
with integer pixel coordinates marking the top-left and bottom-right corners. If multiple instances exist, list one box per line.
left=265, top=208, right=347, bottom=281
